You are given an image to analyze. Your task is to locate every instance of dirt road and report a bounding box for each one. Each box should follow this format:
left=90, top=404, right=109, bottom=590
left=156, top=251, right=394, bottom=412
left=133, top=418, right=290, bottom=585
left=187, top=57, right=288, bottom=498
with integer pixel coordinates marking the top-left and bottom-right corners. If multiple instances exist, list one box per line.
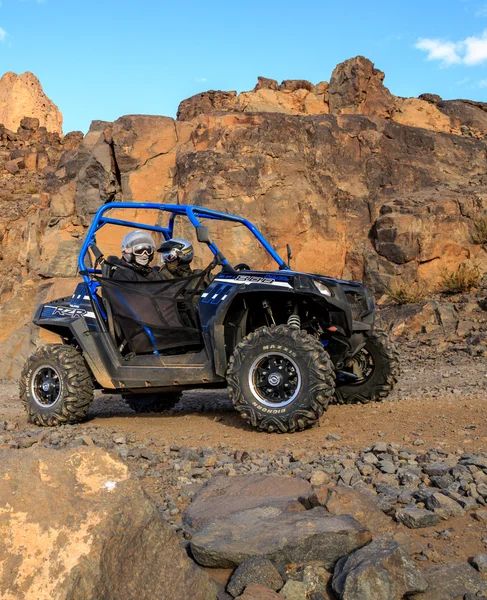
left=2, top=351, right=487, bottom=454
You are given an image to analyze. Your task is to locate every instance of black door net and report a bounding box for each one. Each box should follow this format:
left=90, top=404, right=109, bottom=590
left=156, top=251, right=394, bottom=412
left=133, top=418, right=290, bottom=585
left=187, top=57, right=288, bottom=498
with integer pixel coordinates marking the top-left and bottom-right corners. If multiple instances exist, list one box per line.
left=96, top=270, right=210, bottom=354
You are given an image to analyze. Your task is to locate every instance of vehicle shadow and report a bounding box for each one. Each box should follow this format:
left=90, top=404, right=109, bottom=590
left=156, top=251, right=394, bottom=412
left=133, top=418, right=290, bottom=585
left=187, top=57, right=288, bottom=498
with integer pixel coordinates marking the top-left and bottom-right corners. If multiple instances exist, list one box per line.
left=85, top=389, right=258, bottom=433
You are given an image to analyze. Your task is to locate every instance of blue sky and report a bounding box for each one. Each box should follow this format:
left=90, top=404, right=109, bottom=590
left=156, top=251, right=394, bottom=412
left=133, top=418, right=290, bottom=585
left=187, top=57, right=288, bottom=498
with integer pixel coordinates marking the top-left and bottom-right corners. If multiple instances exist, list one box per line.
left=0, top=0, right=486, bottom=133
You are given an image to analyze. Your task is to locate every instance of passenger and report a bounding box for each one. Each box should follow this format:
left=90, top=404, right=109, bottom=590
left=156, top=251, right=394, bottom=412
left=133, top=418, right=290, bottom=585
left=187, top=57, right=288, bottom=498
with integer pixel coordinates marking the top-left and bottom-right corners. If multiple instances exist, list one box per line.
left=112, top=230, right=163, bottom=282
left=158, top=237, right=212, bottom=287
left=157, top=238, right=195, bottom=278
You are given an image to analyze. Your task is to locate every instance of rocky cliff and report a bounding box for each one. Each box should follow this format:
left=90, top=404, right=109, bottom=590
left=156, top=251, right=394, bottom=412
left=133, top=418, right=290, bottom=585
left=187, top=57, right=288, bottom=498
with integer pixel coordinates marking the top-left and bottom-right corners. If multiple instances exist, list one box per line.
left=0, top=72, right=63, bottom=134
left=1, top=56, right=487, bottom=379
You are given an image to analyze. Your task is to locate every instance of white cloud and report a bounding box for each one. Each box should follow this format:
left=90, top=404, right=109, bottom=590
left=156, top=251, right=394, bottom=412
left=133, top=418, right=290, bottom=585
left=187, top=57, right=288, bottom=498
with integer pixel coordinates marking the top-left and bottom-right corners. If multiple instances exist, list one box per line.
left=196, top=77, right=207, bottom=82
left=416, top=29, right=487, bottom=66
left=476, top=6, right=487, bottom=17
left=0, top=27, right=6, bottom=42
left=477, top=79, right=487, bottom=87
left=415, top=38, right=462, bottom=65
left=464, top=30, right=487, bottom=63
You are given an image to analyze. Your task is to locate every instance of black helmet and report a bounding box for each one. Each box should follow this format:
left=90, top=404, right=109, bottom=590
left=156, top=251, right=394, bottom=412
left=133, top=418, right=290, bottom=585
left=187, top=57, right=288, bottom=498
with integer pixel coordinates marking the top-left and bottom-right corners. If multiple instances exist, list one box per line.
left=157, top=238, right=194, bottom=265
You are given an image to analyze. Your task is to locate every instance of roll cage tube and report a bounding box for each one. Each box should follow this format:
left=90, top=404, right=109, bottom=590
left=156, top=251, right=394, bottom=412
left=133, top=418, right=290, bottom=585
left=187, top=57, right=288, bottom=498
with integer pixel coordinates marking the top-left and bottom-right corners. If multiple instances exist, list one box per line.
left=78, top=203, right=289, bottom=289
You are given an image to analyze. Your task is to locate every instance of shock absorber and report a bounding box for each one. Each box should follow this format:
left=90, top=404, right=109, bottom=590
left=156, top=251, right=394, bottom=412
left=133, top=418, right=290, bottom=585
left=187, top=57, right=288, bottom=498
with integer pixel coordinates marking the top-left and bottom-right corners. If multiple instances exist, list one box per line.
left=287, top=306, right=301, bottom=329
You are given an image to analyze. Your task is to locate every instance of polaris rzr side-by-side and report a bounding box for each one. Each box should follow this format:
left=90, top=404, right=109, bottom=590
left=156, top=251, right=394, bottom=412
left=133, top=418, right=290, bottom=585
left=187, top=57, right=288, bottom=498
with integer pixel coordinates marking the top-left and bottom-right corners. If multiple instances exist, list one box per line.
left=20, top=203, right=400, bottom=433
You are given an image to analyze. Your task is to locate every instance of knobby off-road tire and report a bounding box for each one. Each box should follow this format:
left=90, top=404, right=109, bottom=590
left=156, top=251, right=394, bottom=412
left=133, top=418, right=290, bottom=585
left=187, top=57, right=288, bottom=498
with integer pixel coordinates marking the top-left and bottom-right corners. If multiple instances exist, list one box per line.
left=20, top=344, right=94, bottom=427
left=124, top=392, right=182, bottom=413
left=227, top=325, right=335, bottom=433
left=334, top=327, right=400, bottom=405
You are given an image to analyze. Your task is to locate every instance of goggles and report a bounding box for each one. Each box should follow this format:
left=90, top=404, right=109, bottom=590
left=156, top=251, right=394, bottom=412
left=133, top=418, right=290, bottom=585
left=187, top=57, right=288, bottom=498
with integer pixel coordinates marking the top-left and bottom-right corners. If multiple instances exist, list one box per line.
left=162, top=249, right=181, bottom=263
left=132, top=244, right=154, bottom=256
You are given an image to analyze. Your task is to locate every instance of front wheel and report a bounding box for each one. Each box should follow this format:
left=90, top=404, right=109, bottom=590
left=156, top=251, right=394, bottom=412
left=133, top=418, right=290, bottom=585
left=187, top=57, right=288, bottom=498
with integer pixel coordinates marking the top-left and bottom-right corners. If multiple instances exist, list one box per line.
left=227, top=325, right=335, bottom=433
left=20, top=345, right=94, bottom=426
left=124, top=392, right=182, bottom=413
left=334, top=328, right=400, bottom=405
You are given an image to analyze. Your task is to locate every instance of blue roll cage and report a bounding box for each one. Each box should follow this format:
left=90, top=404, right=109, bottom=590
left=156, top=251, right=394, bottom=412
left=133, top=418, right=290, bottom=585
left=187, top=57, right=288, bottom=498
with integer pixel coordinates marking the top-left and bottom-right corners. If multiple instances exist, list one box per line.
left=78, top=203, right=289, bottom=290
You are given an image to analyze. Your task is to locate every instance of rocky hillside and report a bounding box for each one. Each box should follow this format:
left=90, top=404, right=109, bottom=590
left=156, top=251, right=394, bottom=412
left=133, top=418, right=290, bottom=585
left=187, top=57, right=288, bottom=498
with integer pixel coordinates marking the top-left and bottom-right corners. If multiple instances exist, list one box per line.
left=1, top=56, right=487, bottom=379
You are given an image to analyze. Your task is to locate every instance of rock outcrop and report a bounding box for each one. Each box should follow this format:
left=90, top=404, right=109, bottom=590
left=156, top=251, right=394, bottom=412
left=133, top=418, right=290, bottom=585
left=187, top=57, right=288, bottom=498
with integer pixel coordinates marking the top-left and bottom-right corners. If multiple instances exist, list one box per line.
left=2, top=56, right=487, bottom=379
left=0, top=446, right=218, bottom=600
left=0, top=72, right=63, bottom=134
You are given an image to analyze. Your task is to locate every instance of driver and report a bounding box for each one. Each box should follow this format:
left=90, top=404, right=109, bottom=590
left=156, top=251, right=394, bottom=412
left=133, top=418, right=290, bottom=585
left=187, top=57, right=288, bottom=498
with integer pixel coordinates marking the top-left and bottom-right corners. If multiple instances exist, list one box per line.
left=112, top=230, right=162, bottom=281
left=157, top=238, right=195, bottom=278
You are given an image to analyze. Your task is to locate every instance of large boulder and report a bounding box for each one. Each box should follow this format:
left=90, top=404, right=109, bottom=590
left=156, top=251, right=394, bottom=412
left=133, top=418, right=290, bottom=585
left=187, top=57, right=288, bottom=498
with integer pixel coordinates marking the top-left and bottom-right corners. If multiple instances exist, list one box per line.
left=328, top=56, right=395, bottom=118
left=0, top=446, right=218, bottom=600
left=190, top=506, right=371, bottom=569
left=414, top=563, right=487, bottom=599
left=0, top=71, right=63, bottom=133
left=183, top=474, right=311, bottom=532
left=332, top=538, right=428, bottom=600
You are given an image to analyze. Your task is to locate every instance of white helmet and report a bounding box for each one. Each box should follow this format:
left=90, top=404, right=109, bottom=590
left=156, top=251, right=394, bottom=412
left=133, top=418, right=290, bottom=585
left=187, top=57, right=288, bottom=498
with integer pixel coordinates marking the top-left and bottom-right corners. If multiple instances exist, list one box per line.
left=121, top=230, right=156, bottom=266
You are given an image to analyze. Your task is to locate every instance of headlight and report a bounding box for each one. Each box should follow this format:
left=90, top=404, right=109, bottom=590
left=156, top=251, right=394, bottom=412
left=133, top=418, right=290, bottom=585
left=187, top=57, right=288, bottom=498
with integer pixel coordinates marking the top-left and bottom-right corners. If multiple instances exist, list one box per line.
left=314, top=280, right=332, bottom=297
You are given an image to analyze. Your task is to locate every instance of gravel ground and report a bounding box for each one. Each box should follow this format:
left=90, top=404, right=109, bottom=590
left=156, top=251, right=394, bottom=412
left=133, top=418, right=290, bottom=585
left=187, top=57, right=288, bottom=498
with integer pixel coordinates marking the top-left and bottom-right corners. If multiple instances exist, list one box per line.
left=1, top=342, right=487, bottom=571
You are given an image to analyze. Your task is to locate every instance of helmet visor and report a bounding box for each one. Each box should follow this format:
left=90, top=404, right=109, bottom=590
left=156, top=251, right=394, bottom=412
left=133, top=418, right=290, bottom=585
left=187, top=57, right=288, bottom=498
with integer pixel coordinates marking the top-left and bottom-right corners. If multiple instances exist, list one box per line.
left=132, top=244, right=155, bottom=256
left=162, top=249, right=180, bottom=263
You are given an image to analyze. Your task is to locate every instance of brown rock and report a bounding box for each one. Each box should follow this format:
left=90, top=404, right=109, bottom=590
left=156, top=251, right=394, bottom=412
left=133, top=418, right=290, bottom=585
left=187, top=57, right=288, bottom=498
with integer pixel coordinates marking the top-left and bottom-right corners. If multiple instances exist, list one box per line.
left=49, top=180, right=76, bottom=217
left=392, top=97, right=452, bottom=133
left=419, top=93, right=442, bottom=105
left=0, top=71, right=63, bottom=133
left=177, top=90, right=238, bottom=121
left=436, top=99, right=487, bottom=138
left=0, top=446, right=217, bottom=600
left=34, top=225, right=83, bottom=278
left=4, top=158, right=22, bottom=174
left=183, top=474, right=310, bottom=532
left=309, top=485, right=393, bottom=535
left=280, top=79, right=313, bottom=92
left=332, top=538, right=428, bottom=600
left=73, top=120, right=119, bottom=219
left=237, top=88, right=304, bottom=114
left=23, top=151, right=37, bottom=170
left=328, top=56, right=395, bottom=118
left=236, top=583, right=282, bottom=600
left=253, top=76, right=279, bottom=91
left=111, top=114, right=193, bottom=206
left=20, top=116, right=40, bottom=131
left=415, top=563, right=487, bottom=599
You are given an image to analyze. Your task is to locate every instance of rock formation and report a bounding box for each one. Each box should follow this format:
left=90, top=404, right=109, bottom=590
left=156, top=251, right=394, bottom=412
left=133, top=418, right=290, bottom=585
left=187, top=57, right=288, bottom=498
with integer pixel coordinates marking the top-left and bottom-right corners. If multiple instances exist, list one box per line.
left=0, top=446, right=217, bottom=600
left=0, top=72, right=63, bottom=134
left=1, top=55, right=487, bottom=379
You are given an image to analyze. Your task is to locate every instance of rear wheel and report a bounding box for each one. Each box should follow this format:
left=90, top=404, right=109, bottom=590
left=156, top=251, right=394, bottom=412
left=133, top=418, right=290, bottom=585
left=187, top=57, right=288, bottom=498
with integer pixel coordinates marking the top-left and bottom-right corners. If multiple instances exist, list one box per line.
left=227, top=325, right=335, bottom=433
left=124, top=392, right=182, bottom=413
left=334, top=328, right=400, bottom=404
left=20, top=345, right=94, bottom=426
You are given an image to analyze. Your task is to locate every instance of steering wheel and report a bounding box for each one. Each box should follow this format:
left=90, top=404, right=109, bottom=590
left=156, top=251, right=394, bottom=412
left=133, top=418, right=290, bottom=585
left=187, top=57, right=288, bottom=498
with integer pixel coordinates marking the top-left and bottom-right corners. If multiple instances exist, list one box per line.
left=234, top=263, right=250, bottom=271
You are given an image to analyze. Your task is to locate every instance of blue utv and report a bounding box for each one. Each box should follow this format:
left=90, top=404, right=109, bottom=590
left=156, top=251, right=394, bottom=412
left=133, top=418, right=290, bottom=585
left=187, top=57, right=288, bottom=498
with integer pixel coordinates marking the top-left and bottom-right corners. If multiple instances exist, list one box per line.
left=20, top=203, right=399, bottom=433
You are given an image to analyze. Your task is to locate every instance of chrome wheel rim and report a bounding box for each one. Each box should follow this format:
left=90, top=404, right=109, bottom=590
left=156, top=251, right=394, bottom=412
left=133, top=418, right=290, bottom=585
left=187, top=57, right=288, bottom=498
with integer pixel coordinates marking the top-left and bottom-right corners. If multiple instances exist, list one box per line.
left=31, top=365, right=61, bottom=408
left=248, top=352, right=301, bottom=407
